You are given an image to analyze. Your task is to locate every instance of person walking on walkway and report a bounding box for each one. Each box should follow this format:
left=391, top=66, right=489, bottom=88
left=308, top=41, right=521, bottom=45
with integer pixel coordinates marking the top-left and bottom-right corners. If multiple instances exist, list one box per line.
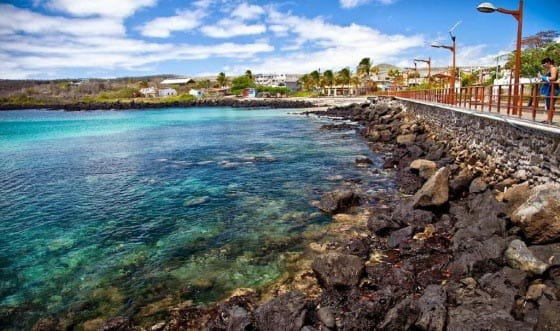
left=540, top=58, right=559, bottom=112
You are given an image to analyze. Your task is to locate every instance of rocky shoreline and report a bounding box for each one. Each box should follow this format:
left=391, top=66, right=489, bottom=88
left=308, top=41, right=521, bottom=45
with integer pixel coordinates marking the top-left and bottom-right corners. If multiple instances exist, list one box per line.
left=0, top=98, right=316, bottom=111
left=34, top=98, right=560, bottom=331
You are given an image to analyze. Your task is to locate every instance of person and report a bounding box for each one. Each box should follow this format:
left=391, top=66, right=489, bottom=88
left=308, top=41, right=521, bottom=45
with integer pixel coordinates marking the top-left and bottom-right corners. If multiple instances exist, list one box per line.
left=540, top=58, right=559, bottom=112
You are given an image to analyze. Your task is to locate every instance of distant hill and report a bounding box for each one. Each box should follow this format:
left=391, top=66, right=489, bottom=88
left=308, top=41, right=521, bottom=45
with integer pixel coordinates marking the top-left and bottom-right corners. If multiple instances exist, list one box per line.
left=372, top=63, right=400, bottom=71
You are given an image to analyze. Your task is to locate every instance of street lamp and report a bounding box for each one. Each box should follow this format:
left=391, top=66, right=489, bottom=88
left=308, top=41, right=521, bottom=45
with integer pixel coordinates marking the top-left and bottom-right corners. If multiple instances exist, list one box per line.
left=414, top=57, right=432, bottom=89
left=477, top=0, right=523, bottom=115
left=431, top=40, right=456, bottom=104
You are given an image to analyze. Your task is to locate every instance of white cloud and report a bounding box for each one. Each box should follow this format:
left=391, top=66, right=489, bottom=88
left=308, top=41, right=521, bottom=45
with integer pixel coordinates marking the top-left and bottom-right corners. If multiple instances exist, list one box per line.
left=0, top=5, right=274, bottom=79
left=139, top=10, right=205, bottom=38
left=47, top=0, right=156, bottom=18
left=231, top=2, right=265, bottom=20
left=339, top=0, right=395, bottom=9
left=236, top=9, right=423, bottom=74
left=0, top=4, right=124, bottom=36
left=201, top=18, right=266, bottom=38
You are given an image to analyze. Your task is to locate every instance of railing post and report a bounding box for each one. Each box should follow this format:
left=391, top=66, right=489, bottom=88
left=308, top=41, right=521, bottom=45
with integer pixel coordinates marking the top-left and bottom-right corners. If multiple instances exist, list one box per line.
left=481, top=85, right=485, bottom=111
left=532, top=83, right=538, bottom=121
left=488, top=85, right=493, bottom=112
left=519, top=83, right=524, bottom=118
left=497, top=85, right=502, bottom=113
left=548, top=82, right=556, bottom=123
left=507, top=83, right=512, bottom=115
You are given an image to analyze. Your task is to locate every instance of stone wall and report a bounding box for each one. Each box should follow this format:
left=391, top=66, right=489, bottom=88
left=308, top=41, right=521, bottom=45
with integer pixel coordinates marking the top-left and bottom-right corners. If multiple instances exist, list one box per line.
left=398, top=98, right=560, bottom=186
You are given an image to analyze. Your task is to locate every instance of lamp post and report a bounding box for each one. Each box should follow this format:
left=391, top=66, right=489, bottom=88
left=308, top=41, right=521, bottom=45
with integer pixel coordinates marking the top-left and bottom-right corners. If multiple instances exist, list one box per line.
left=414, top=57, right=432, bottom=89
left=431, top=40, right=456, bottom=104
left=477, top=1, right=523, bottom=115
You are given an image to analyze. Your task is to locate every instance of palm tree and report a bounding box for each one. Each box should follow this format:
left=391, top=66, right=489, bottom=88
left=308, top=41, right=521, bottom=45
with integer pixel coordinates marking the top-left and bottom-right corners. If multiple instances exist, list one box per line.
left=337, top=68, right=351, bottom=95
left=350, top=75, right=360, bottom=96
left=245, top=70, right=253, bottom=81
left=310, top=70, right=321, bottom=90
left=299, top=74, right=312, bottom=91
left=357, top=58, right=372, bottom=95
left=323, top=70, right=334, bottom=96
left=217, top=72, right=228, bottom=88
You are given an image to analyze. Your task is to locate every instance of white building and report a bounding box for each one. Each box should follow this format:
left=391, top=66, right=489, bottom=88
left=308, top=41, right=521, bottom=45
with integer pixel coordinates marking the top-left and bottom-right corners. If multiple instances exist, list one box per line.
left=161, top=78, right=195, bottom=85
left=140, top=87, right=157, bottom=97
left=158, top=88, right=177, bottom=97
left=189, top=89, right=204, bottom=98
left=254, top=73, right=301, bottom=92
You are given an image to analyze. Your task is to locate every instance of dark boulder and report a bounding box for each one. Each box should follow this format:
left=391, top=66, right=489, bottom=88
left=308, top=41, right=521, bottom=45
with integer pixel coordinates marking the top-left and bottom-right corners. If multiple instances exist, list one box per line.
left=388, top=226, right=416, bottom=248
left=254, top=291, right=307, bottom=331
left=312, top=253, right=364, bottom=288
left=414, top=285, right=447, bottom=331
left=98, top=317, right=133, bottom=331
left=316, top=190, right=360, bottom=214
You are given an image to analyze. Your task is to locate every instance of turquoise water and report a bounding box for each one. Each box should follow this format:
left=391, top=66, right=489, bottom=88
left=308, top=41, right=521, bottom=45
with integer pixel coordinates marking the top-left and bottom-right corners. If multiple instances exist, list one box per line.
left=0, top=107, right=391, bottom=328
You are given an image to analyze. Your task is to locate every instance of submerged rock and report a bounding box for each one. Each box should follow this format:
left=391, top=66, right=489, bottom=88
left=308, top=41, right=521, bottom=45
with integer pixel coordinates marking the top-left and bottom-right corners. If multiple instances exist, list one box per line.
left=412, top=167, right=450, bottom=208
left=311, top=253, right=364, bottom=288
left=505, top=239, right=549, bottom=275
left=316, top=190, right=360, bottom=214
left=183, top=196, right=210, bottom=207
left=511, top=184, right=560, bottom=244
left=355, top=155, right=373, bottom=166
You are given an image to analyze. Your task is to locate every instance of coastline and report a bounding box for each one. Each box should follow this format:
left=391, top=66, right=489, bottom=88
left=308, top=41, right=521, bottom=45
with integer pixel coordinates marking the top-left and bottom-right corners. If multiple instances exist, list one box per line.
left=29, top=97, right=560, bottom=330
left=0, top=97, right=368, bottom=112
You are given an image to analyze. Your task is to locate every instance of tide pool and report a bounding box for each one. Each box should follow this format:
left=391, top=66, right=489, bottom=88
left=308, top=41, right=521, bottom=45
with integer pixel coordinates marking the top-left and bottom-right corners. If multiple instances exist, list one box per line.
left=0, top=107, right=392, bottom=328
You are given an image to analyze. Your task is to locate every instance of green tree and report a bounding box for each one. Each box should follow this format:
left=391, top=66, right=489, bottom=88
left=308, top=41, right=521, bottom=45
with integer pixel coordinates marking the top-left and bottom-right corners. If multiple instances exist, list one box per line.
left=245, top=70, right=253, bottom=81
left=310, top=70, right=321, bottom=89
left=323, top=70, right=334, bottom=95
left=217, top=72, right=228, bottom=88
left=337, top=68, right=351, bottom=95
left=299, top=74, right=313, bottom=91
left=231, top=75, right=255, bottom=95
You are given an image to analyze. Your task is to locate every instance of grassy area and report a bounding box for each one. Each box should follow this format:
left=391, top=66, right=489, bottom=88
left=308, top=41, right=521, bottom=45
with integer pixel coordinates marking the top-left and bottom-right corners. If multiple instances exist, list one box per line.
left=290, top=91, right=319, bottom=98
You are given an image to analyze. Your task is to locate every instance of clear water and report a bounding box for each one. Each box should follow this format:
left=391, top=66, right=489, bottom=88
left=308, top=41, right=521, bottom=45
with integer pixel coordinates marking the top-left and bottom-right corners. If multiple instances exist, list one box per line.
left=0, top=107, right=391, bottom=328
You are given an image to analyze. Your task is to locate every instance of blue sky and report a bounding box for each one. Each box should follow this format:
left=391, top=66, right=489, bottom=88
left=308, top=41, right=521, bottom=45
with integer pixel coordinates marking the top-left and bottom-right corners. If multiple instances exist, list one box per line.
left=1, top=0, right=559, bottom=79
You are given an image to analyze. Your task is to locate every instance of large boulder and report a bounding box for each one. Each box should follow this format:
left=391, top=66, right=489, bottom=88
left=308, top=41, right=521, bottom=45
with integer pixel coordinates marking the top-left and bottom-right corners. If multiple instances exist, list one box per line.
left=503, top=182, right=530, bottom=215
left=397, top=134, right=416, bottom=145
left=412, top=167, right=450, bottom=208
left=414, top=285, right=447, bottom=331
left=316, top=190, right=360, bottom=214
left=536, top=300, right=560, bottom=331
left=505, top=239, right=549, bottom=275
left=255, top=291, right=307, bottom=331
left=311, top=253, right=364, bottom=288
left=511, top=184, right=560, bottom=244
left=410, top=159, right=437, bottom=180
left=529, top=243, right=560, bottom=267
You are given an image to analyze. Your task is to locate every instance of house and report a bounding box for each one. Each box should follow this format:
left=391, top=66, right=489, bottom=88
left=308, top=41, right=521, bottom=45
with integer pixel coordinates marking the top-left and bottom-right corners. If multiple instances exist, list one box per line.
left=140, top=87, right=157, bottom=98
left=189, top=89, right=204, bottom=98
left=160, top=78, right=195, bottom=86
left=242, top=88, right=256, bottom=98
left=158, top=88, right=177, bottom=97
left=254, top=73, right=301, bottom=93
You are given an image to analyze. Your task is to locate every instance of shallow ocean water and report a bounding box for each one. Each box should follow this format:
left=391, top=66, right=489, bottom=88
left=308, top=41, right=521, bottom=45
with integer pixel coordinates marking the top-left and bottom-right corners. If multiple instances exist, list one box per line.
left=0, top=107, right=392, bottom=328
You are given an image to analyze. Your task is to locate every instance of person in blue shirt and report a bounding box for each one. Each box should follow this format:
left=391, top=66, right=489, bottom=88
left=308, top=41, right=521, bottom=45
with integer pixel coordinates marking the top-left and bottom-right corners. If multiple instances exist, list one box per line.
left=540, top=58, right=559, bottom=112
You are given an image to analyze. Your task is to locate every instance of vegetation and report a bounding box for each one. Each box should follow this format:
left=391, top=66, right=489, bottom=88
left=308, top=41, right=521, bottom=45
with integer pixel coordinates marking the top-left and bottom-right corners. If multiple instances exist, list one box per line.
left=216, top=72, right=228, bottom=88
left=230, top=75, right=256, bottom=95
left=503, top=30, right=559, bottom=78
left=256, top=86, right=291, bottom=95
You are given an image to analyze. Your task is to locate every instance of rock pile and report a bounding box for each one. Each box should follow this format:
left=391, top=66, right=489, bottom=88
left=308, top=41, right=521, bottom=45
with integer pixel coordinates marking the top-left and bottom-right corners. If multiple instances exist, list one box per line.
left=82, top=98, right=560, bottom=331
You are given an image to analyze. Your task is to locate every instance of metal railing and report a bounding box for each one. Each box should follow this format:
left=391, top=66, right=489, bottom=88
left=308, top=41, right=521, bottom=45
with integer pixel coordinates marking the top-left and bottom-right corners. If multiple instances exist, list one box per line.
left=378, top=82, right=559, bottom=124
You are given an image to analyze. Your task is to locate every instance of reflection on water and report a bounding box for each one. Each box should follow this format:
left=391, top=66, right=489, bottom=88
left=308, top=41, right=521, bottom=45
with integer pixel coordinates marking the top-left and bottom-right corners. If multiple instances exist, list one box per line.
left=0, top=107, right=392, bottom=328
